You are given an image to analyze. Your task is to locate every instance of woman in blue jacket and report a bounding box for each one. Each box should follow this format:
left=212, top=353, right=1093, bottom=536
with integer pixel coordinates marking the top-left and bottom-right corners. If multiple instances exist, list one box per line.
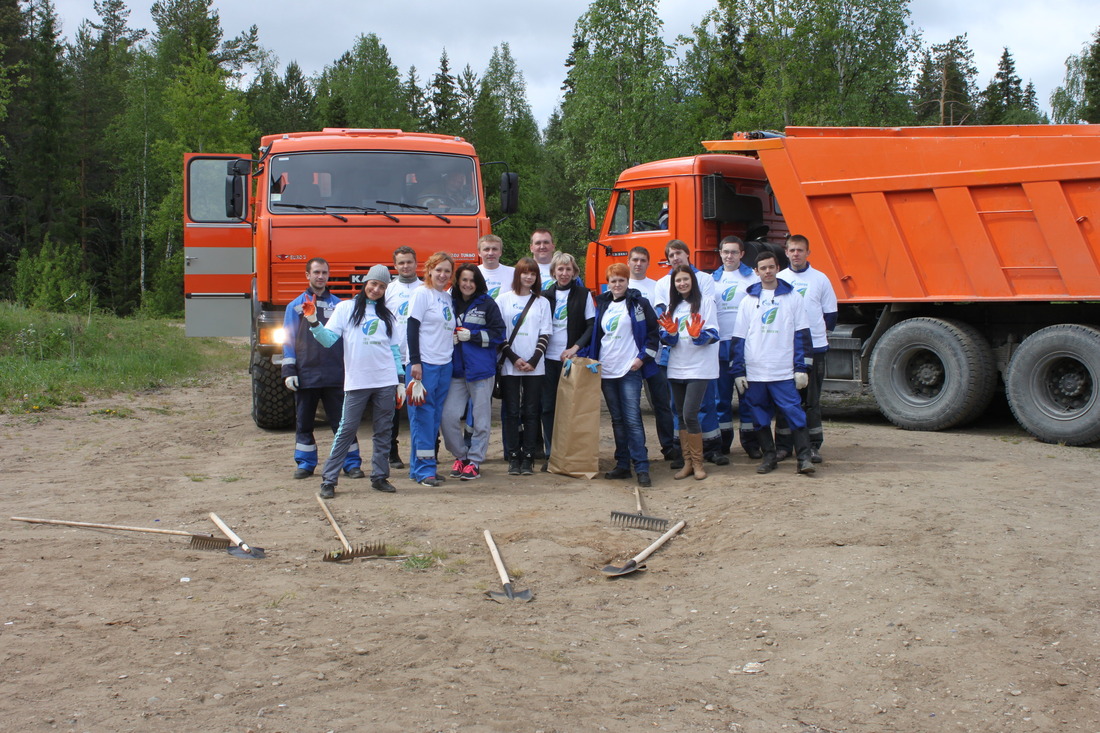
left=441, top=264, right=506, bottom=480
left=582, top=263, right=660, bottom=487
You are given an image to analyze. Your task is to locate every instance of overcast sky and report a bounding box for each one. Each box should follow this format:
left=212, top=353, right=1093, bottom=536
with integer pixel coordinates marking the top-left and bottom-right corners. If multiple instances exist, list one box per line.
left=51, top=0, right=1097, bottom=128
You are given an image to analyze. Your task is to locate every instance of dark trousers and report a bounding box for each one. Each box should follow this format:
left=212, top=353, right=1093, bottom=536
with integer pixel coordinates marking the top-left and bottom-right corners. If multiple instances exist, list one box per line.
left=642, top=368, right=675, bottom=455
left=775, top=356, right=825, bottom=451
left=294, top=386, right=359, bottom=471
left=540, top=359, right=563, bottom=457
left=502, top=375, right=542, bottom=459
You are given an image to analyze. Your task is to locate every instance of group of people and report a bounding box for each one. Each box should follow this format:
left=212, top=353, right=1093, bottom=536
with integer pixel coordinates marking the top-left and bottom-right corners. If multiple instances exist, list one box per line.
left=280, top=228, right=837, bottom=499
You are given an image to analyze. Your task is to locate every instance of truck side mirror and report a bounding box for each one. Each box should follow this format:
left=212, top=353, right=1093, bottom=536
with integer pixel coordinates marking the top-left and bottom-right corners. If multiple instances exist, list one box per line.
left=499, top=172, right=519, bottom=214
left=225, top=173, right=245, bottom=219
left=586, top=198, right=597, bottom=232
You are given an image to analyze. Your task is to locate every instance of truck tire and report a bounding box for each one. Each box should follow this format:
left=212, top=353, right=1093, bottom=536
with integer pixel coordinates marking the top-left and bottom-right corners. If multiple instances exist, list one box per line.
left=251, top=351, right=294, bottom=430
left=1004, top=324, right=1100, bottom=445
left=869, top=317, right=996, bottom=431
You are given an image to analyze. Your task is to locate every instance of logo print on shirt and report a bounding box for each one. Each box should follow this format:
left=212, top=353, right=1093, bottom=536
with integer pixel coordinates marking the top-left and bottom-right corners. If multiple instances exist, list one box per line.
left=442, top=306, right=453, bottom=322
left=397, top=301, right=409, bottom=316
left=796, top=286, right=808, bottom=297
left=489, top=286, right=500, bottom=299
left=723, top=285, right=739, bottom=301
left=361, top=318, right=380, bottom=336
left=605, top=315, right=621, bottom=333
left=761, top=307, right=778, bottom=325
left=554, top=303, right=568, bottom=320
left=512, top=312, right=523, bottom=326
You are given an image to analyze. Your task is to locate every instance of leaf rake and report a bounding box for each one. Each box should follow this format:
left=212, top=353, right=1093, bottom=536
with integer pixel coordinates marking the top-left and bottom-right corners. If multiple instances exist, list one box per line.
left=315, top=495, right=387, bottom=562
left=610, top=486, right=670, bottom=532
left=11, top=516, right=232, bottom=551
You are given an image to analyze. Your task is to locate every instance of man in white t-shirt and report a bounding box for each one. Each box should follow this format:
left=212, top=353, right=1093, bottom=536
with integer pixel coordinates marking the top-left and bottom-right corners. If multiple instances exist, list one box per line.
left=627, top=246, right=675, bottom=461
left=731, top=250, right=815, bottom=475
left=477, top=234, right=514, bottom=299
left=530, top=228, right=557, bottom=292
left=383, top=246, right=422, bottom=470
left=711, top=236, right=760, bottom=458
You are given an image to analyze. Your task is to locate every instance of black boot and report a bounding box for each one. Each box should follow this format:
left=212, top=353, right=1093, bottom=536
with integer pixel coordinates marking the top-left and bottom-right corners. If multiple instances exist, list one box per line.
left=719, top=428, right=735, bottom=455
left=793, top=427, right=816, bottom=475
left=755, top=429, right=777, bottom=474
left=704, top=436, right=730, bottom=466
left=669, top=436, right=684, bottom=470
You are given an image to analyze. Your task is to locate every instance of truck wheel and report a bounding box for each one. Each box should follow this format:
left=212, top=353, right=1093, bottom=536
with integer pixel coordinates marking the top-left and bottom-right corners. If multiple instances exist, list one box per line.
left=870, top=317, right=996, bottom=431
left=1004, top=324, right=1100, bottom=445
left=251, top=351, right=294, bottom=430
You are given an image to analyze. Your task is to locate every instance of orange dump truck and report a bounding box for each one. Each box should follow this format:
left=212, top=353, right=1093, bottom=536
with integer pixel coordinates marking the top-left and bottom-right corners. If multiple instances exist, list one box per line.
left=183, top=129, right=518, bottom=428
left=586, top=125, right=1100, bottom=445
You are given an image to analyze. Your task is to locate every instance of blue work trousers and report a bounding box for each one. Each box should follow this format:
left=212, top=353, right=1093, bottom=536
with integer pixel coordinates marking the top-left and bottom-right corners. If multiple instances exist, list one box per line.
left=408, top=362, right=453, bottom=481
left=295, top=386, right=360, bottom=471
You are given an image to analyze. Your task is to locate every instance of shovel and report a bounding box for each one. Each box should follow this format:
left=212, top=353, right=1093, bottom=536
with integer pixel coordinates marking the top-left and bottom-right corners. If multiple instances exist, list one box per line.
left=602, top=520, right=685, bottom=577
left=483, top=529, right=532, bottom=603
left=208, top=512, right=266, bottom=559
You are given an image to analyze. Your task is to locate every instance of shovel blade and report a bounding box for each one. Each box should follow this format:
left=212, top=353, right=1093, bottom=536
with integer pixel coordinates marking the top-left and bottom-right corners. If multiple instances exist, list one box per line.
left=227, top=545, right=266, bottom=559
left=487, top=582, right=533, bottom=602
left=601, top=560, right=644, bottom=577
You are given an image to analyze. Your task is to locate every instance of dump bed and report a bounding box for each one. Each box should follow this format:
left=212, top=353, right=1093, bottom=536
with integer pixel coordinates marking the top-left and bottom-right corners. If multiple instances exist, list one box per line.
left=704, top=126, right=1100, bottom=304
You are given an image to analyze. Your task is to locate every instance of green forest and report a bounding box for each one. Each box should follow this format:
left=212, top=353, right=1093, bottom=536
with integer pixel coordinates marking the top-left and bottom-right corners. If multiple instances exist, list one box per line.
left=1, top=0, right=1099, bottom=316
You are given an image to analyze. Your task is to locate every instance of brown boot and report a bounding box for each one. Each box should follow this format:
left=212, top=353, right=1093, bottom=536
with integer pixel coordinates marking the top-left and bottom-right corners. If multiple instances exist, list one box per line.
left=687, top=432, right=707, bottom=480
left=674, top=431, right=693, bottom=480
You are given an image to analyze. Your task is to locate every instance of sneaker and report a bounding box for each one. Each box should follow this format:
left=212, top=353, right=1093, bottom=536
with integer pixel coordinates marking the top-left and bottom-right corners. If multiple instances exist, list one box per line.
left=450, top=458, right=468, bottom=478
left=417, top=476, right=442, bottom=487
left=810, top=447, right=823, bottom=464
left=604, top=466, right=632, bottom=480
left=371, top=478, right=397, bottom=493
left=460, top=463, right=480, bottom=481
left=637, top=471, right=652, bottom=487
left=294, top=467, right=314, bottom=479
left=540, top=461, right=549, bottom=473
left=508, top=458, right=521, bottom=476
left=318, top=483, right=335, bottom=499
left=519, top=458, right=534, bottom=475
left=344, top=467, right=366, bottom=479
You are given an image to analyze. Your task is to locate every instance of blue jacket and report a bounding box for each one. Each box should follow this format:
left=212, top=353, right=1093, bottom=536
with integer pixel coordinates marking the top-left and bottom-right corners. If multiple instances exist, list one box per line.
left=452, top=292, right=506, bottom=381
left=580, top=288, right=659, bottom=379
left=282, top=289, right=345, bottom=388
left=729, top=279, right=812, bottom=379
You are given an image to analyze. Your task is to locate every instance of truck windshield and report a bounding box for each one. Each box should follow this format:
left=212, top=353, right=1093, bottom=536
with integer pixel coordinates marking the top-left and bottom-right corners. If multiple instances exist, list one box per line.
left=267, top=152, right=479, bottom=215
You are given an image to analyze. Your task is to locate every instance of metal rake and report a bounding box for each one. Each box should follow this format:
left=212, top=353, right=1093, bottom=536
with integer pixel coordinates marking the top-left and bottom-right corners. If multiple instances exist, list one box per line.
left=316, top=495, right=388, bottom=562
left=610, top=486, right=670, bottom=531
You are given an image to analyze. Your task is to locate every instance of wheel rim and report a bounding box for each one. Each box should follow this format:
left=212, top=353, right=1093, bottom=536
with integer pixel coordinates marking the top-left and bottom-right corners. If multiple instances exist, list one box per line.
left=890, top=344, right=948, bottom=408
left=1028, top=350, right=1096, bottom=422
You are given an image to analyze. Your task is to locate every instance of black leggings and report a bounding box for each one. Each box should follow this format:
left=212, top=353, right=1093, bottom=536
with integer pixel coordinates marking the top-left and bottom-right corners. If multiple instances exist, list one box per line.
left=669, top=379, right=708, bottom=433
left=501, top=374, right=541, bottom=459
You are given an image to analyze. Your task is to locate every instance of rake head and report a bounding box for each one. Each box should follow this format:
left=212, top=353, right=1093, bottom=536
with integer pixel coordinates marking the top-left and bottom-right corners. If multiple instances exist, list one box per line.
left=610, top=510, right=669, bottom=532
left=187, top=535, right=233, bottom=551
left=322, top=541, right=388, bottom=562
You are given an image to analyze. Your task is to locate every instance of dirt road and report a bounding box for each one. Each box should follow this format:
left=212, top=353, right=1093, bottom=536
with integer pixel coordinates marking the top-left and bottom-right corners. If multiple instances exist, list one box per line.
left=2, top=358, right=1099, bottom=732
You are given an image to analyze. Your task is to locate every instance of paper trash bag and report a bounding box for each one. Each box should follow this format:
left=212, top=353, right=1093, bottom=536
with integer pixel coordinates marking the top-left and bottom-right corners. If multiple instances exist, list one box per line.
left=548, top=357, right=602, bottom=479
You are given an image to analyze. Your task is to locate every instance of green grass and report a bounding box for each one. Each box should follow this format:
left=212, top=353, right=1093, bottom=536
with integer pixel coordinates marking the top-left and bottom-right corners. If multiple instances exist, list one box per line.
left=0, top=302, right=244, bottom=413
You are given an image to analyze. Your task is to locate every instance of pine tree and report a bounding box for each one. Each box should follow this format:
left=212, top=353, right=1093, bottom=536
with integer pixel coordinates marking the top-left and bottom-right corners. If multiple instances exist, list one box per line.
left=1082, top=27, right=1100, bottom=123
left=429, top=49, right=458, bottom=133
left=911, top=35, right=978, bottom=125
left=402, top=65, right=429, bottom=130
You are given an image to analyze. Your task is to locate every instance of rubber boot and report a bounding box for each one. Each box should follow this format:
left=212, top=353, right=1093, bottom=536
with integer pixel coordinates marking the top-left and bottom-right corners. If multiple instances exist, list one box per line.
left=669, top=435, right=684, bottom=470
left=703, top=436, right=729, bottom=466
left=689, top=433, right=707, bottom=480
left=719, top=428, right=735, bottom=455
left=793, top=427, right=815, bottom=475
left=674, top=431, right=693, bottom=480
left=755, top=429, right=777, bottom=474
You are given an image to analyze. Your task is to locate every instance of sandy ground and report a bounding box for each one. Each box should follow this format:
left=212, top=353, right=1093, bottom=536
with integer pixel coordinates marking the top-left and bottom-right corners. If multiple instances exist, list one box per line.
left=2, top=352, right=1100, bottom=733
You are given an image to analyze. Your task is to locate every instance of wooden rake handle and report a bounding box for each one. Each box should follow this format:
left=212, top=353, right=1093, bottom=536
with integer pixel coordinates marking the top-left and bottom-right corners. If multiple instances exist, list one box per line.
left=631, top=520, right=686, bottom=565
left=315, top=495, right=352, bottom=553
left=483, top=529, right=512, bottom=586
left=209, top=512, right=251, bottom=552
left=12, top=516, right=211, bottom=538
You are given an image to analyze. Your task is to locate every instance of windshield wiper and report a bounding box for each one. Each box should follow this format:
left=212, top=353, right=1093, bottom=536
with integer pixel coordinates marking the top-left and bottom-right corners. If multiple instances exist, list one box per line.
left=376, top=200, right=451, bottom=224
left=272, top=203, right=348, bottom=222
left=331, top=204, right=400, bottom=223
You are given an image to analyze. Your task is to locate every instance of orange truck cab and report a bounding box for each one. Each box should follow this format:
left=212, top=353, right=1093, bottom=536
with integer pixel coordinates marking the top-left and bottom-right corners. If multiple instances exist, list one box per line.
left=586, top=125, right=1100, bottom=445
left=183, top=128, right=518, bottom=428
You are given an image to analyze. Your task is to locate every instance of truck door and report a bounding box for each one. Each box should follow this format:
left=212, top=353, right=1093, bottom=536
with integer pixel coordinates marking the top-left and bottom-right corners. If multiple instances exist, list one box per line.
left=183, top=154, right=253, bottom=337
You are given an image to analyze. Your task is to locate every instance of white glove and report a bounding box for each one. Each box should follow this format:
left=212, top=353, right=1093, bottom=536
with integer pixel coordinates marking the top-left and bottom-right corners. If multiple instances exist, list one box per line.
left=734, top=376, right=748, bottom=395
left=455, top=327, right=471, bottom=342
left=794, top=372, right=809, bottom=390
left=407, top=379, right=427, bottom=406
left=284, top=376, right=299, bottom=391
left=395, top=383, right=406, bottom=409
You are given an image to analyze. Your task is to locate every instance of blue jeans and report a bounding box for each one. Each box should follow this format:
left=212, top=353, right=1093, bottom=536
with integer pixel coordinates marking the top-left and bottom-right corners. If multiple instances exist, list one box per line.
left=602, top=370, right=649, bottom=473
left=408, top=362, right=453, bottom=480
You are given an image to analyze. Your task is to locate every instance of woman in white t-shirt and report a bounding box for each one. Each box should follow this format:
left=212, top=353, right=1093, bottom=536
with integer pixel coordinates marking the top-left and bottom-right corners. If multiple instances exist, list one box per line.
left=406, top=252, right=456, bottom=487
left=303, top=264, right=403, bottom=498
left=657, top=265, right=720, bottom=481
left=496, top=257, right=552, bottom=476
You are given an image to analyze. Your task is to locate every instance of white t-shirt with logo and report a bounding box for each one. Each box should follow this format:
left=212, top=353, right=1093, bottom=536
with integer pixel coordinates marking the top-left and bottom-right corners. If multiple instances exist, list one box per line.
left=538, top=261, right=555, bottom=293
left=630, top=277, right=657, bottom=306
left=384, top=278, right=422, bottom=363
left=655, top=268, right=716, bottom=312
left=408, top=286, right=456, bottom=365
left=713, top=267, right=759, bottom=341
left=778, top=264, right=837, bottom=350
left=497, top=291, right=553, bottom=377
left=598, top=299, right=639, bottom=379
left=666, top=299, right=719, bottom=380
left=546, top=287, right=596, bottom=361
left=323, top=299, right=400, bottom=390
left=733, top=286, right=811, bottom=382
left=479, top=264, right=514, bottom=300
